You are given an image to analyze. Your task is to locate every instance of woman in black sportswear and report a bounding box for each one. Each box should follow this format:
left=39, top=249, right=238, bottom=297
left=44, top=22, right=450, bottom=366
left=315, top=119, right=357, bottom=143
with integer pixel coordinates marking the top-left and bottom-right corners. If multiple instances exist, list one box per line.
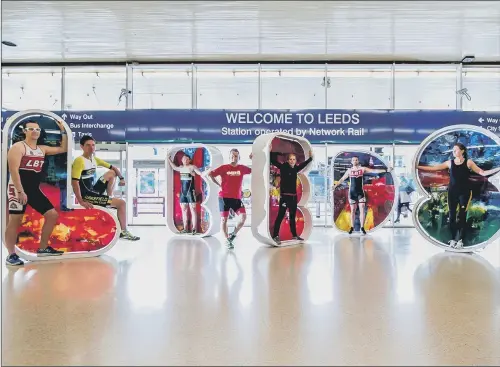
left=418, top=143, right=500, bottom=248
left=270, top=149, right=313, bottom=244
left=168, top=153, right=203, bottom=234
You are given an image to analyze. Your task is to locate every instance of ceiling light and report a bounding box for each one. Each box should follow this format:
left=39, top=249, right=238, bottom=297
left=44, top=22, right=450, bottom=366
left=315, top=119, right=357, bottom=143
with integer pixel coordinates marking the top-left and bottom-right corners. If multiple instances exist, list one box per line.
left=2, top=41, right=17, bottom=47
left=461, top=55, right=475, bottom=63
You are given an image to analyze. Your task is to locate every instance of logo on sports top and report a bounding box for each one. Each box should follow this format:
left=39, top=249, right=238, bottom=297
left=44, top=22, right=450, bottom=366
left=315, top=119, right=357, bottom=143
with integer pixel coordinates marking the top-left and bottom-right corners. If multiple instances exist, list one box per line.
left=350, top=168, right=363, bottom=177
left=227, top=170, right=241, bottom=176
left=21, top=156, right=44, bottom=172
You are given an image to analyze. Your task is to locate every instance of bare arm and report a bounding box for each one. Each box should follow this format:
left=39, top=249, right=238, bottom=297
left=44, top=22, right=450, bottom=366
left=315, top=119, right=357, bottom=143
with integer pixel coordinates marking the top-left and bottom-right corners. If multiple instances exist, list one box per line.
left=71, top=180, right=84, bottom=205
left=71, top=158, right=93, bottom=208
left=364, top=166, right=391, bottom=174
left=191, top=165, right=203, bottom=176
left=7, top=144, right=25, bottom=193
left=208, top=169, right=222, bottom=188
left=417, top=161, right=450, bottom=171
left=110, top=165, right=123, bottom=178
left=167, top=158, right=182, bottom=172
left=40, top=120, right=68, bottom=156
left=332, top=170, right=350, bottom=190
left=468, top=160, right=500, bottom=176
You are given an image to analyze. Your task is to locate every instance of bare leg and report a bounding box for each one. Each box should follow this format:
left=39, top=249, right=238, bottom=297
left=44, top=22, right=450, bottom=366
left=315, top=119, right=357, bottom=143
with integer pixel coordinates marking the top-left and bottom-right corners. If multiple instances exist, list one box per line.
left=180, top=203, right=189, bottom=231
left=359, top=202, right=366, bottom=228
left=232, top=213, right=247, bottom=235
left=39, top=209, right=59, bottom=250
left=4, top=214, right=24, bottom=254
left=102, top=170, right=117, bottom=196
left=221, top=217, right=229, bottom=239
left=110, top=198, right=127, bottom=231
left=350, top=203, right=357, bottom=229
left=189, top=203, right=197, bottom=232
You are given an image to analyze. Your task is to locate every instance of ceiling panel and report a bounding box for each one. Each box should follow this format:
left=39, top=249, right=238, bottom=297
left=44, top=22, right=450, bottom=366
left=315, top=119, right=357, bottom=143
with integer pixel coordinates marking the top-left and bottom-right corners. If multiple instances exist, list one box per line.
left=1, top=1, right=499, bottom=63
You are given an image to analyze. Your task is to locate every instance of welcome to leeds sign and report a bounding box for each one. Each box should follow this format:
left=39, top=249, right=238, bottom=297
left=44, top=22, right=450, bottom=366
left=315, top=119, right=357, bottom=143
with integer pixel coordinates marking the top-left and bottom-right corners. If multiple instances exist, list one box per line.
left=2, top=109, right=500, bottom=144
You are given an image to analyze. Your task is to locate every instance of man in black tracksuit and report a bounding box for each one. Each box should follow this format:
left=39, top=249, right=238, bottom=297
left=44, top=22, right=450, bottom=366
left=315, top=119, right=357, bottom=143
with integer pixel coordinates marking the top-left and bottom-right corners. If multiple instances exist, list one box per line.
left=270, top=150, right=313, bottom=244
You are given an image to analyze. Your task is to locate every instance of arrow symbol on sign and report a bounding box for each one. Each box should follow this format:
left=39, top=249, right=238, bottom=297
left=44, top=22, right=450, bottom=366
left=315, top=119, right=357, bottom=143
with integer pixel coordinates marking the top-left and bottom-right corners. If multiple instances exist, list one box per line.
left=478, top=117, right=484, bottom=123
left=62, top=113, right=67, bottom=120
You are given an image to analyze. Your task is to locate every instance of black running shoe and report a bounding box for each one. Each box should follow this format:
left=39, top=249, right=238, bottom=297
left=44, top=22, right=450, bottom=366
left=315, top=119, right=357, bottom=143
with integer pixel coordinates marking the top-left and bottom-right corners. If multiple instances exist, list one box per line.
left=37, top=246, right=64, bottom=257
left=228, top=232, right=237, bottom=242
left=191, top=229, right=197, bottom=235
left=273, top=236, right=281, bottom=244
left=348, top=227, right=354, bottom=234
left=6, top=253, right=24, bottom=266
left=293, top=236, right=304, bottom=241
left=361, top=227, right=366, bottom=235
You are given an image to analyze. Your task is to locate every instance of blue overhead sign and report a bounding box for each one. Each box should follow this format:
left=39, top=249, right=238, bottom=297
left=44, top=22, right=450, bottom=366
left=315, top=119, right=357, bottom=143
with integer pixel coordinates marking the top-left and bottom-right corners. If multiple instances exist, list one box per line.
left=2, top=109, right=500, bottom=144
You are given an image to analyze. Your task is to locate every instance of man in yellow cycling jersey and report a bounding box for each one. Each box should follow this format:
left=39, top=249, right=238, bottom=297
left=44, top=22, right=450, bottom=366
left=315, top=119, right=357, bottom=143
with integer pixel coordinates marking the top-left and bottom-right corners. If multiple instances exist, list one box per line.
left=71, top=135, right=139, bottom=241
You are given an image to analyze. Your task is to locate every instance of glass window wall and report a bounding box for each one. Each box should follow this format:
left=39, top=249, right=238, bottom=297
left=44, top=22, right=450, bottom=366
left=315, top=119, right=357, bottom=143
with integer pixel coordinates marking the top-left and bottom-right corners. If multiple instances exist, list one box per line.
left=1, top=67, right=62, bottom=111
left=132, top=65, right=193, bottom=109
left=64, top=67, right=127, bottom=111
left=196, top=65, right=259, bottom=109
left=394, top=65, right=458, bottom=110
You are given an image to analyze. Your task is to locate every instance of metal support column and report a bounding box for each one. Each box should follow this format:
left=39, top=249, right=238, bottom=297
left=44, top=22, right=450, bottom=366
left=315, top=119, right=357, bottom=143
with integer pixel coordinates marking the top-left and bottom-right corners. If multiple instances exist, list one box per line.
left=191, top=63, right=197, bottom=109
left=258, top=63, right=262, bottom=109
left=456, top=63, right=463, bottom=110
left=61, top=67, right=66, bottom=111
left=126, top=62, right=134, bottom=110
left=391, top=62, right=396, bottom=109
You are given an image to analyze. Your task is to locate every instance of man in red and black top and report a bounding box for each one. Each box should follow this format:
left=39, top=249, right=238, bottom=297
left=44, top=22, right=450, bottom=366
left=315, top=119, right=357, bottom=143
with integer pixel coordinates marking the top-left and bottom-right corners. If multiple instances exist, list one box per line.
left=209, top=149, right=252, bottom=249
left=270, top=149, right=313, bottom=244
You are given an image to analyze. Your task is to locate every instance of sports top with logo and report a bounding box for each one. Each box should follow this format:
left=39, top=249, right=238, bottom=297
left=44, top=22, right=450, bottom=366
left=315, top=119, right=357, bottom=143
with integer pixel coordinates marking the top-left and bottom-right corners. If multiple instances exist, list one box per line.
left=179, top=166, right=197, bottom=203
left=8, top=142, right=54, bottom=215
left=210, top=164, right=252, bottom=216
left=348, top=166, right=366, bottom=203
left=71, top=155, right=112, bottom=206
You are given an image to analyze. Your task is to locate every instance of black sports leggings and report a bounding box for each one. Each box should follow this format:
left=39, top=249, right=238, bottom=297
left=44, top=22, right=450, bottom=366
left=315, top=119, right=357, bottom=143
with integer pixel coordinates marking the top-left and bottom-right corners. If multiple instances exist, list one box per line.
left=273, top=194, right=298, bottom=238
left=448, top=190, right=471, bottom=241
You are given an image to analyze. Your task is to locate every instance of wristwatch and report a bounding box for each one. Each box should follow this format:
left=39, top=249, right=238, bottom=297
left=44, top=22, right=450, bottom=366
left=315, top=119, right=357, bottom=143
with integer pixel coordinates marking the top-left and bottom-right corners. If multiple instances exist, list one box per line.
left=119, top=176, right=124, bottom=180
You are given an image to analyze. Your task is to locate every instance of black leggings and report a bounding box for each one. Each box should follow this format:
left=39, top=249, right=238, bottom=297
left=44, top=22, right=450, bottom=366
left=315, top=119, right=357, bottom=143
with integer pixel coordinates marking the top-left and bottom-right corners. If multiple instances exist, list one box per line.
left=273, top=195, right=298, bottom=238
left=395, top=202, right=412, bottom=222
left=448, top=190, right=471, bottom=241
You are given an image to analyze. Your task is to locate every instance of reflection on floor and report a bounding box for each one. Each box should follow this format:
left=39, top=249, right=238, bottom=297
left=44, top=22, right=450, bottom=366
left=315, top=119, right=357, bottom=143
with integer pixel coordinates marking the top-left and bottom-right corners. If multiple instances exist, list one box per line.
left=2, top=227, right=500, bottom=366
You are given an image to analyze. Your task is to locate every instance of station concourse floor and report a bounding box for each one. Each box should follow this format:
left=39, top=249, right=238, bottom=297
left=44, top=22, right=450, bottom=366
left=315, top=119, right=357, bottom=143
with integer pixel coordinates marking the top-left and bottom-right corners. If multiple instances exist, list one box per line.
left=2, top=226, right=499, bottom=366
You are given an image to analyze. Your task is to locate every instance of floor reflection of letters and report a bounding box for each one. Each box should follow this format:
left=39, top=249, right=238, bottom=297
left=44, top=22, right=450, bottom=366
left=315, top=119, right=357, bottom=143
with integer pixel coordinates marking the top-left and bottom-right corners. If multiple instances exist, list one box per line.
left=250, top=243, right=313, bottom=364
left=413, top=252, right=500, bottom=365
left=2, top=256, right=117, bottom=365
left=325, top=234, right=398, bottom=364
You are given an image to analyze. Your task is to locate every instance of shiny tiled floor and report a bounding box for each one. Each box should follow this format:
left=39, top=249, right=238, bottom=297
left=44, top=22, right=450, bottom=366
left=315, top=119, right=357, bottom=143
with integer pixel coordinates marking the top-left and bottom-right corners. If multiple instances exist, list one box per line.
left=2, top=227, right=500, bottom=366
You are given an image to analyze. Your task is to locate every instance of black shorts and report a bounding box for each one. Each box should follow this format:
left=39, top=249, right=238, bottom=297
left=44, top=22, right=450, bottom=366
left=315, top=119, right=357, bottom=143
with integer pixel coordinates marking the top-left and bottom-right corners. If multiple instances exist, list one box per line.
left=81, top=189, right=111, bottom=207
left=180, top=190, right=197, bottom=204
left=349, top=189, right=366, bottom=204
left=219, top=198, right=246, bottom=217
left=92, top=177, right=108, bottom=195
left=8, top=184, right=54, bottom=215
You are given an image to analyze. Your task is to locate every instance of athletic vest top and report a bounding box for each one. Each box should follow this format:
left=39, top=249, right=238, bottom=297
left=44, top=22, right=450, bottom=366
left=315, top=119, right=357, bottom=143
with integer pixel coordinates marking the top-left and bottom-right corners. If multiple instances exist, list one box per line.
left=449, top=159, right=470, bottom=192
left=179, top=166, right=195, bottom=194
left=13, top=142, right=45, bottom=188
left=349, top=166, right=364, bottom=192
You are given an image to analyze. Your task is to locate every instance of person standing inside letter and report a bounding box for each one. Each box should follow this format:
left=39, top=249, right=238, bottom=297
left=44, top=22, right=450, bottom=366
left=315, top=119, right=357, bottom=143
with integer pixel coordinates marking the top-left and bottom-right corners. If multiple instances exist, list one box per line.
left=270, top=148, right=313, bottom=244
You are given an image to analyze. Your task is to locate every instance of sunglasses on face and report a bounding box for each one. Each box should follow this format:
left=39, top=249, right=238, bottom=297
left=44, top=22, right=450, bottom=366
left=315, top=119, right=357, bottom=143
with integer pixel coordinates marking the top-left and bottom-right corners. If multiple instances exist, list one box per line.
left=24, top=127, right=41, bottom=132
